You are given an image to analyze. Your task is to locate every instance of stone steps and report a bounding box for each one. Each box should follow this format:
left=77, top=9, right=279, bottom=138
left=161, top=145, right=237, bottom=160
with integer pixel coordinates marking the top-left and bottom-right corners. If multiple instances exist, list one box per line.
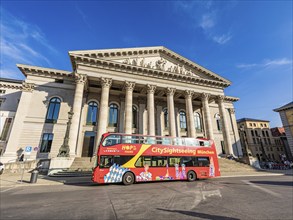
left=69, top=157, right=96, bottom=171
left=218, top=158, right=261, bottom=176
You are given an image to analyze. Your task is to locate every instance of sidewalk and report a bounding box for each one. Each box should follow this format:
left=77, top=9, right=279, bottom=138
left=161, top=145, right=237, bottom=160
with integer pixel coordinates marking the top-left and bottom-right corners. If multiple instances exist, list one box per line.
left=0, top=172, right=64, bottom=189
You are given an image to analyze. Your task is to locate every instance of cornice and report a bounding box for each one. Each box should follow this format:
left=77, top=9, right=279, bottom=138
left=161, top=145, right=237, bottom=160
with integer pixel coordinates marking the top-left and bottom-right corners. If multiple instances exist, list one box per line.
left=224, top=96, right=239, bottom=102
left=68, top=46, right=231, bottom=85
left=0, top=82, right=23, bottom=90
left=17, top=64, right=74, bottom=79
left=70, top=54, right=230, bottom=89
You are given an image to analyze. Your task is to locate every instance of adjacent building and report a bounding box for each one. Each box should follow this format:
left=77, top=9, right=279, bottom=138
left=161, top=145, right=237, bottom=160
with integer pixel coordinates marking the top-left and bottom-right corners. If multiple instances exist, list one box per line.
left=237, top=118, right=287, bottom=162
left=0, top=46, right=243, bottom=165
left=274, top=102, right=293, bottom=159
left=0, top=78, right=22, bottom=156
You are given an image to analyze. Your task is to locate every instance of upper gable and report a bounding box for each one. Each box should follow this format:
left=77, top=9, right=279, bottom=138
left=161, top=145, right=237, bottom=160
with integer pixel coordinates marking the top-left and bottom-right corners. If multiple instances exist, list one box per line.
left=69, top=46, right=231, bottom=84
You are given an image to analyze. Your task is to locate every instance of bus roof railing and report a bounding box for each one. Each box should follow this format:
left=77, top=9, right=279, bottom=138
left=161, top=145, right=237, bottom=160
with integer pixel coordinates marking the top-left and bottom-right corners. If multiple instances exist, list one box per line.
left=101, top=133, right=212, bottom=147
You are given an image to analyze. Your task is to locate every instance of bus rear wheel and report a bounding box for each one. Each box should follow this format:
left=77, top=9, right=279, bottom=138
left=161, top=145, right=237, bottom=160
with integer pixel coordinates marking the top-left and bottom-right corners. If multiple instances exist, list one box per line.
left=187, top=170, right=197, bottom=181
left=122, top=172, right=135, bottom=185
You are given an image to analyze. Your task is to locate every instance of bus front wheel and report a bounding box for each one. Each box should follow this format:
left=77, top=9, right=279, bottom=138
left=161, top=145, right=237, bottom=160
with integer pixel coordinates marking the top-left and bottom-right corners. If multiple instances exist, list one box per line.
left=187, top=171, right=197, bottom=181
left=122, top=172, right=135, bottom=185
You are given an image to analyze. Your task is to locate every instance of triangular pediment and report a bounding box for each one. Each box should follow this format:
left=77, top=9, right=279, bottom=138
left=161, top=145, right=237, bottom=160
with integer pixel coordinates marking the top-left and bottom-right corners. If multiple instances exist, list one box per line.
left=69, top=46, right=231, bottom=84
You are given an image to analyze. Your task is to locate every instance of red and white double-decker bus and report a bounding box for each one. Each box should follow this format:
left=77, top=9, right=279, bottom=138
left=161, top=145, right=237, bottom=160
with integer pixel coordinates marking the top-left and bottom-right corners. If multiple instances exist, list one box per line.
left=92, top=133, right=220, bottom=185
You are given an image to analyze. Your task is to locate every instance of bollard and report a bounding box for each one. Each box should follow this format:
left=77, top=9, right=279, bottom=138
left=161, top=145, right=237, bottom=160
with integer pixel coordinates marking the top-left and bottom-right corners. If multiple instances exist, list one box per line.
left=30, top=170, right=39, bottom=183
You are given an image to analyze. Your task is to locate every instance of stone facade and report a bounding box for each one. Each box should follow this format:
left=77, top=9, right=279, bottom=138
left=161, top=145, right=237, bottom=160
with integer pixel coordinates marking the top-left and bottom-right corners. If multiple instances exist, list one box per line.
left=274, top=102, right=293, bottom=159
left=0, top=46, right=243, bottom=163
left=237, top=118, right=287, bottom=162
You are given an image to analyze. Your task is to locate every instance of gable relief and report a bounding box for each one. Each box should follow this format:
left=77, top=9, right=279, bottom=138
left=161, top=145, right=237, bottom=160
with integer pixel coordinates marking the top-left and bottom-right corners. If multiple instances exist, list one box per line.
left=121, top=57, right=198, bottom=77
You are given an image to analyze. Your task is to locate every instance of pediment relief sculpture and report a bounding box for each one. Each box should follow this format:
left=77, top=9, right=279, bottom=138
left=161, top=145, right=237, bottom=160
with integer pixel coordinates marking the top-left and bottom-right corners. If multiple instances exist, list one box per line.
left=122, top=57, right=197, bottom=77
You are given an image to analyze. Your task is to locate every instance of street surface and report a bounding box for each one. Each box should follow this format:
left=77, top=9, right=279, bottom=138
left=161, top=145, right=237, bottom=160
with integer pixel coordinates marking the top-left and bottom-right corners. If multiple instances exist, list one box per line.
left=1, top=175, right=292, bottom=220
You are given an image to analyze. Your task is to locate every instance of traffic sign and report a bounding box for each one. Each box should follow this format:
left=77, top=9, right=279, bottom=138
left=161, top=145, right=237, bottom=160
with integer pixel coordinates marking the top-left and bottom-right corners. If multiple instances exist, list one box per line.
left=25, top=146, right=32, bottom=153
left=34, top=147, right=39, bottom=151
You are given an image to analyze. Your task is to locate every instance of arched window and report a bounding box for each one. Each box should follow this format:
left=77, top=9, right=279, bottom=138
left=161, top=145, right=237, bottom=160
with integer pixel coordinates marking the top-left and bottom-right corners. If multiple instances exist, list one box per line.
left=132, top=105, right=138, bottom=128
left=179, top=111, right=187, bottom=131
left=194, top=112, right=202, bottom=132
left=46, top=97, right=61, bottom=123
left=266, top=131, right=269, bottom=137
left=163, top=109, right=168, bottom=129
left=87, top=101, right=98, bottom=125
left=215, top=113, right=222, bottom=131
left=251, top=130, right=254, bottom=136
left=109, top=104, right=119, bottom=127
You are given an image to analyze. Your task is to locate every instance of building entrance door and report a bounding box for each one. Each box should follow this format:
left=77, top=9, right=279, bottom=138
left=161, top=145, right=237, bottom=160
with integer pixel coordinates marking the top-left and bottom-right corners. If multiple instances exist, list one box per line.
left=82, top=131, right=96, bottom=157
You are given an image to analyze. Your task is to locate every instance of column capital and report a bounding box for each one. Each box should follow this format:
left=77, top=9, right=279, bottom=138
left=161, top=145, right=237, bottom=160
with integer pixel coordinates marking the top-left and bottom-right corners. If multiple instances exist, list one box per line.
left=22, top=82, right=35, bottom=92
left=184, top=90, right=194, bottom=99
left=75, top=74, right=87, bottom=84
left=100, top=77, right=112, bottom=88
left=217, top=95, right=225, bottom=103
left=146, top=84, right=156, bottom=94
left=201, top=92, right=211, bottom=101
left=166, top=87, right=176, bottom=96
left=228, top=108, right=235, bottom=114
left=124, top=81, right=135, bottom=91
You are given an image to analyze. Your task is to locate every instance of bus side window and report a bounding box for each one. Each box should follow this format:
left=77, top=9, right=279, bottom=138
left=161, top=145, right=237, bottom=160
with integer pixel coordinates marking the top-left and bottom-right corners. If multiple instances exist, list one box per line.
left=135, top=156, right=143, bottom=167
left=168, top=157, right=180, bottom=167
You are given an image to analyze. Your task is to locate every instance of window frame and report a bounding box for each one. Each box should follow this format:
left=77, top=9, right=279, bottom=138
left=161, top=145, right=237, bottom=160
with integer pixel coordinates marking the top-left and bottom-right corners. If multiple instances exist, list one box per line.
left=45, top=97, right=61, bottom=123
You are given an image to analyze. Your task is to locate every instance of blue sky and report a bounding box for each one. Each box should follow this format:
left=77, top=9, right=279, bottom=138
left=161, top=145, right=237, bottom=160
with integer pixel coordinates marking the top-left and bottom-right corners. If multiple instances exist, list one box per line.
left=1, top=1, right=292, bottom=127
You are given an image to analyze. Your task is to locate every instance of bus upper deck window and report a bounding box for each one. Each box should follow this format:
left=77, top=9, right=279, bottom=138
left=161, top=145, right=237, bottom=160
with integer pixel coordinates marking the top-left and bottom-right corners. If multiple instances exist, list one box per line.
left=102, top=135, right=121, bottom=146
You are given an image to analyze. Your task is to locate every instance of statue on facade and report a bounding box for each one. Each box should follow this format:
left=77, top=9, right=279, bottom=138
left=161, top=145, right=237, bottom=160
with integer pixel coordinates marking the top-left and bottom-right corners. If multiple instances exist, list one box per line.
left=155, top=58, right=166, bottom=71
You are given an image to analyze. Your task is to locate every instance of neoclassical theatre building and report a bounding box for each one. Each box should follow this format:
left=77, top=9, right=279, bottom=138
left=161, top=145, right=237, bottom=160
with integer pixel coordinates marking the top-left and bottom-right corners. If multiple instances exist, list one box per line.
left=1, top=46, right=242, bottom=163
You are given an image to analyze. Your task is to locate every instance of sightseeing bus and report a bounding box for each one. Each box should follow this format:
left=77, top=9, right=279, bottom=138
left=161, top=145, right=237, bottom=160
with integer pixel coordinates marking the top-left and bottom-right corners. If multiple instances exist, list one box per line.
left=92, top=133, right=220, bottom=185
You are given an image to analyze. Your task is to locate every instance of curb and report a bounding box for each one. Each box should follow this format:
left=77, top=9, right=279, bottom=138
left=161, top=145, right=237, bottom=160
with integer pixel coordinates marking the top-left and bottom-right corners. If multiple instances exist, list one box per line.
left=218, top=173, right=284, bottom=178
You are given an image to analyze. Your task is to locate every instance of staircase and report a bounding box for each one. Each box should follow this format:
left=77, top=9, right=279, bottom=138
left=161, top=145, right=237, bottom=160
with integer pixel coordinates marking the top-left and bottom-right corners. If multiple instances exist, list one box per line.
left=69, top=157, right=96, bottom=171
left=218, top=158, right=263, bottom=176
left=48, top=157, right=96, bottom=177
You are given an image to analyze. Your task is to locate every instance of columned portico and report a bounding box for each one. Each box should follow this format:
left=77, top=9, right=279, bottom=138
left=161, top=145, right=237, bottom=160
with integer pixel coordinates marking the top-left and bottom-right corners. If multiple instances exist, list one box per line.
left=147, top=84, right=156, bottom=136
left=124, top=81, right=135, bottom=134
left=95, top=78, right=112, bottom=151
left=185, top=90, right=196, bottom=138
left=3, top=46, right=243, bottom=165
left=201, top=93, right=214, bottom=140
left=68, top=74, right=87, bottom=156
left=166, top=88, right=176, bottom=137
left=218, top=95, right=233, bottom=155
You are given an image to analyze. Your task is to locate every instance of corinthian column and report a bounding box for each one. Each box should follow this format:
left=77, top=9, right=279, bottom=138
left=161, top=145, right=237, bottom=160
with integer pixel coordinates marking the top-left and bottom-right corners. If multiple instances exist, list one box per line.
left=185, top=90, right=196, bottom=138
left=67, top=74, right=87, bottom=157
left=95, top=78, right=112, bottom=151
left=147, top=84, right=156, bottom=136
left=218, top=95, right=233, bottom=155
left=201, top=93, right=214, bottom=140
left=124, top=81, right=135, bottom=134
left=166, top=88, right=176, bottom=137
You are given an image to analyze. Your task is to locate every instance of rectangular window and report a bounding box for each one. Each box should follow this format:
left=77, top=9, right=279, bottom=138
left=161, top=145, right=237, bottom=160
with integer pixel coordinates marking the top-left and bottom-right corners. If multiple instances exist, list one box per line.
left=194, top=157, right=210, bottom=167
left=99, top=155, right=134, bottom=168
left=151, top=156, right=168, bottom=167
left=168, top=157, right=181, bottom=167
left=0, top=118, right=12, bottom=141
left=40, top=133, right=53, bottom=153
left=0, top=89, right=5, bottom=94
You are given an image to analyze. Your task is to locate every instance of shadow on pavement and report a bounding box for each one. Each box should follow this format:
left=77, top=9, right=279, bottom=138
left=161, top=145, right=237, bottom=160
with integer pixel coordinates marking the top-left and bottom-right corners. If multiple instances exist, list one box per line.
left=157, top=208, right=240, bottom=220
left=250, top=181, right=293, bottom=186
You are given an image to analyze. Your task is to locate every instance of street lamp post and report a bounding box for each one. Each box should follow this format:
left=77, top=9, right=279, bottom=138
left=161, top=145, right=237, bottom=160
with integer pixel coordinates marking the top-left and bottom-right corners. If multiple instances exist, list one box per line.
left=57, top=109, right=74, bottom=157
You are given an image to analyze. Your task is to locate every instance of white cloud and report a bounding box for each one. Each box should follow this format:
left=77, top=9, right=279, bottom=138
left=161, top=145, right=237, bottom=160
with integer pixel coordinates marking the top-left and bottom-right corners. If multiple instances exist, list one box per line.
left=212, top=33, right=232, bottom=44
left=173, top=2, right=232, bottom=45
left=236, top=58, right=292, bottom=69
left=0, top=8, right=57, bottom=79
left=200, top=14, right=215, bottom=30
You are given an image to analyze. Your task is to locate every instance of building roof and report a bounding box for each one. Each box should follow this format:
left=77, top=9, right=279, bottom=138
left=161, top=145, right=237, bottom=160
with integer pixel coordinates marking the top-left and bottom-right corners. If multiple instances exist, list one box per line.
left=237, top=118, right=270, bottom=123
left=273, top=101, right=293, bottom=112
left=0, top=77, right=23, bottom=84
